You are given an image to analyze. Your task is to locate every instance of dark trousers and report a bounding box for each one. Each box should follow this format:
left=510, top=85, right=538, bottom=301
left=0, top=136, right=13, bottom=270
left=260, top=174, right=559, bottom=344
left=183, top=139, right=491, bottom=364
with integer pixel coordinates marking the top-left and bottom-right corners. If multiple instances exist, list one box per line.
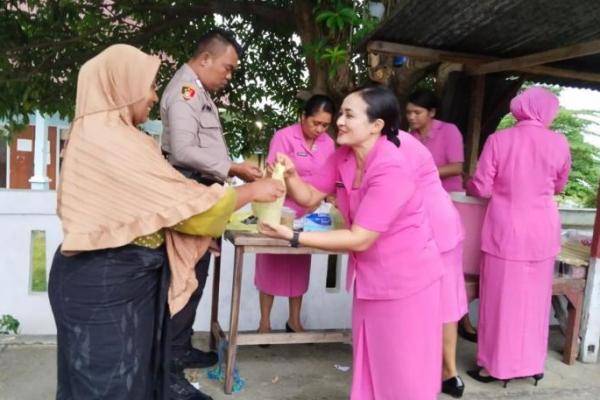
left=168, top=167, right=220, bottom=359
left=168, top=251, right=212, bottom=358
left=49, top=245, right=169, bottom=400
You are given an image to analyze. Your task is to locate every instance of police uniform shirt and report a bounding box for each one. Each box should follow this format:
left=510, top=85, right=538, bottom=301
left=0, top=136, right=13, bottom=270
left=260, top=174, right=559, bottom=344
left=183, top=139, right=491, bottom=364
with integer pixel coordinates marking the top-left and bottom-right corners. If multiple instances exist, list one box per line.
left=160, top=63, right=230, bottom=183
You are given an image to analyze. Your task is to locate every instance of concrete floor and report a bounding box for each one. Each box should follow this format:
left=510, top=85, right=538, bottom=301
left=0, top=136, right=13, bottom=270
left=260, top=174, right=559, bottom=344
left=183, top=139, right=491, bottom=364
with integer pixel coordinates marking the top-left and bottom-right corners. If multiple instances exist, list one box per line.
left=1, top=329, right=599, bottom=400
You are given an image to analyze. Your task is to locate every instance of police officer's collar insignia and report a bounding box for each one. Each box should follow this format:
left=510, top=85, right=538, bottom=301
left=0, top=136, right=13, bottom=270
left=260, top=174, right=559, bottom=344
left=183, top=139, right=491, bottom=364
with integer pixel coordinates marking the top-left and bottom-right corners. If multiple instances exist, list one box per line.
left=181, top=85, right=196, bottom=100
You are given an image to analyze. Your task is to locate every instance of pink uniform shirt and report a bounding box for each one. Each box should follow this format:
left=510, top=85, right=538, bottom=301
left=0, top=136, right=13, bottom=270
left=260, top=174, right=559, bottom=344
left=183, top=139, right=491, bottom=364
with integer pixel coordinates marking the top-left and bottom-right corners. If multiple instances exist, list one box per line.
left=411, top=119, right=464, bottom=192
left=467, top=87, right=571, bottom=261
left=311, top=136, right=443, bottom=300
left=267, top=123, right=336, bottom=217
left=398, top=130, right=464, bottom=252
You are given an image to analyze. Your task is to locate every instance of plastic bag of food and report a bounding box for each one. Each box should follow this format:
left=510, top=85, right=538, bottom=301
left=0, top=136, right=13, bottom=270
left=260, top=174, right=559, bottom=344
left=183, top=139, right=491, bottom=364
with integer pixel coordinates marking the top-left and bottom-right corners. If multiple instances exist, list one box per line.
left=251, top=162, right=286, bottom=225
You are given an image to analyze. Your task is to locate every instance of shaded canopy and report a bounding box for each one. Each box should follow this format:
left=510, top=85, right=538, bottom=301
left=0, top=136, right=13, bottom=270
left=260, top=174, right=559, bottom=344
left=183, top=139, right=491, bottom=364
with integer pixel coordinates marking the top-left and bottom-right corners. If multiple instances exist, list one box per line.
left=367, top=0, right=600, bottom=89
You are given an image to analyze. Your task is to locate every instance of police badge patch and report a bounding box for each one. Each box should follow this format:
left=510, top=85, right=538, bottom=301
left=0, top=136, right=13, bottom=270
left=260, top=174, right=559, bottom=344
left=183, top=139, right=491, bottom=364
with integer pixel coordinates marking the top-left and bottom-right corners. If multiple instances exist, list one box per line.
left=181, top=85, right=196, bottom=100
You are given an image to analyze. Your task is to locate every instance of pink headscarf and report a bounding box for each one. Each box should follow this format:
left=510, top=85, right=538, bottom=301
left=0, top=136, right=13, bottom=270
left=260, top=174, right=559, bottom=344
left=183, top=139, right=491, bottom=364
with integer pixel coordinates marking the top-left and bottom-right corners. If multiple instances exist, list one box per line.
left=510, top=86, right=559, bottom=127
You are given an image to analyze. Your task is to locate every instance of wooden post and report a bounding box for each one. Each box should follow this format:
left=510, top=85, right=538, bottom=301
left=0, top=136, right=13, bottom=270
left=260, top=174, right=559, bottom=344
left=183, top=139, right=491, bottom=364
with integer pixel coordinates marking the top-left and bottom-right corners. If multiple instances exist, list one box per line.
left=224, top=245, right=245, bottom=394
left=581, top=183, right=600, bottom=362
left=209, top=237, right=222, bottom=351
left=465, top=75, right=486, bottom=175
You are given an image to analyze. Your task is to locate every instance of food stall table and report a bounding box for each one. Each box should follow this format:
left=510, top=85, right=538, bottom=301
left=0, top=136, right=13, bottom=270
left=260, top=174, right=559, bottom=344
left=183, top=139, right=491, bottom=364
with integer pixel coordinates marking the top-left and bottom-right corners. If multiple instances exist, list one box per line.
left=209, top=230, right=350, bottom=394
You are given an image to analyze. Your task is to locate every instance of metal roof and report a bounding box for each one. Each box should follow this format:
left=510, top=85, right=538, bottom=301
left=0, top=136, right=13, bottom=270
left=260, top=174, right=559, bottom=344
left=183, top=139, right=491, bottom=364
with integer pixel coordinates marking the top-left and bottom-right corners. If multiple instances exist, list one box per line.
left=367, top=0, right=600, bottom=88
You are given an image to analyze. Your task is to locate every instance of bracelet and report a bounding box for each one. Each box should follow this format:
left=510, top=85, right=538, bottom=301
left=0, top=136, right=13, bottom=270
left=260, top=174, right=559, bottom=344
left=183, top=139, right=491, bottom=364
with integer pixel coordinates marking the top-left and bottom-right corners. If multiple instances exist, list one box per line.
left=290, top=231, right=301, bottom=248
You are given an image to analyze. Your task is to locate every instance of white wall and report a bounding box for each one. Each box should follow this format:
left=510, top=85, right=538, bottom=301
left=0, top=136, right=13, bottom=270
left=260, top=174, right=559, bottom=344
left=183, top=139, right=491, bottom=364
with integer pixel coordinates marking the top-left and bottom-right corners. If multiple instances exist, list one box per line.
left=0, top=190, right=352, bottom=334
left=0, top=190, right=61, bottom=334
left=4, top=189, right=594, bottom=335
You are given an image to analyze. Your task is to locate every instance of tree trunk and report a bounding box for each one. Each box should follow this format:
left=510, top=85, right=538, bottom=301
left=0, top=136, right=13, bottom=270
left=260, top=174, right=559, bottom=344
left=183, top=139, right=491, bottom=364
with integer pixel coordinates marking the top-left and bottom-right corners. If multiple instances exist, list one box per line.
left=293, top=0, right=329, bottom=95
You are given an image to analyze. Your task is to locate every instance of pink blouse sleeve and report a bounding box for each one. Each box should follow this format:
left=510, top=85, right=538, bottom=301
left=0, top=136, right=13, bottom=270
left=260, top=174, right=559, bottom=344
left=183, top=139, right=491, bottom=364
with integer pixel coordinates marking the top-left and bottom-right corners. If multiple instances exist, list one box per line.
left=445, top=123, right=465, bottom=163
left=554, top=138, right=572, bottom=194
left=266, top=130, right=289, bottom=165
left=467, top=136, right=496, bottom=198
left=353, top=163, right=416, bottom=232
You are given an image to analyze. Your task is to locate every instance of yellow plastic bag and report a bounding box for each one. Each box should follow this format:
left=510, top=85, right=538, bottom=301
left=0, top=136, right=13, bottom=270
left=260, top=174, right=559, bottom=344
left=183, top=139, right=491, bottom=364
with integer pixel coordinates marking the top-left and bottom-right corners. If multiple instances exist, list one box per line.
left=251, top=162, right=286, bottom=225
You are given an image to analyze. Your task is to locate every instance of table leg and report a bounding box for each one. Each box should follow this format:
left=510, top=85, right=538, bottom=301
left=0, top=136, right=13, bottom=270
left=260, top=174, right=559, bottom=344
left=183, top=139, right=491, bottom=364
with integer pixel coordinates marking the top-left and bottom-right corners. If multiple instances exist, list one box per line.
left=225, top=246, right=244, bottom=394
left=209, top=237, right=222, bottom=351
left=563, top=289, right=584, bottom=365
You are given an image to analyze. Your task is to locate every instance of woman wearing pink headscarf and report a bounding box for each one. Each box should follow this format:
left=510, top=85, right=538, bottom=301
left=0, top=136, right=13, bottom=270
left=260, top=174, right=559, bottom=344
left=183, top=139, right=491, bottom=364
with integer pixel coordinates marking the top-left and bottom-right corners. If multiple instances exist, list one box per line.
left=466, top=87, right=571, bottom=385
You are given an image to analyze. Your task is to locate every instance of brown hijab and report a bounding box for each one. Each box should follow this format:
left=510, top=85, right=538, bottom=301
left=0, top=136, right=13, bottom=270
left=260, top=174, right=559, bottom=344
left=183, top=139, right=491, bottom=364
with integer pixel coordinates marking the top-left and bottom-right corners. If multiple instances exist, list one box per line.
left=58, top=44, right=226, bottom=314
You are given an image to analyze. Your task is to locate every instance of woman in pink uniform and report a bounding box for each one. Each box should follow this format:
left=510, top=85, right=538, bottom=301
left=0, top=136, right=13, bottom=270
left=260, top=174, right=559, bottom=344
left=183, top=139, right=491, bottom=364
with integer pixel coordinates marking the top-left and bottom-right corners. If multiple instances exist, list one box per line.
left=255, top=95, right=336, bottom=334
left=261, top=85, right=444, bottom=400
left=406, top=90, right=465, bottom=192
left=466, top=87, right=571, bottom=385
left=398, top=130, right=468, bottom=398
left=406, top=90, right=477, bottom=344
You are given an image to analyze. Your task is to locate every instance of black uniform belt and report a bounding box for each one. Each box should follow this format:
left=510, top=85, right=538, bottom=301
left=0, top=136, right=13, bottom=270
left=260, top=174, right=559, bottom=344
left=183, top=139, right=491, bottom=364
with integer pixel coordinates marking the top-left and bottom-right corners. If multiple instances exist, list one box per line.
left=173, top=166, right=223, bottom=186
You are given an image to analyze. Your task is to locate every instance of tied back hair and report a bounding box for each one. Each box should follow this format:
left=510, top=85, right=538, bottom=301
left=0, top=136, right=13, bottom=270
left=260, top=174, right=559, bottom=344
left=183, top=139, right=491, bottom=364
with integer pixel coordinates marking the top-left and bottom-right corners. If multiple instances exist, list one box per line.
left=303, top=94, right=335, bottom=117
left=407, top=89, right=438, bottom=111
left=353, top=85, right=401, bottom=147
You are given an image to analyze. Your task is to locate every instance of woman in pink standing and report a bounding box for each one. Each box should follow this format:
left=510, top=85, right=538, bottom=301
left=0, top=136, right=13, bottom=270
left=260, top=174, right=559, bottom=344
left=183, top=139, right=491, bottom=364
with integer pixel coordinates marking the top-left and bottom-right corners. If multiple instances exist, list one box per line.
left=398, top=130, right=468, bottom=398
left=255, top=95, right=336, bottom=334
left=261, top=85, right=444, bottom=400
left=406, top=90, right=478, bottom=344
left=406, top=90, right=465, bottom=192
left=466, top=87, right=571, bottom=385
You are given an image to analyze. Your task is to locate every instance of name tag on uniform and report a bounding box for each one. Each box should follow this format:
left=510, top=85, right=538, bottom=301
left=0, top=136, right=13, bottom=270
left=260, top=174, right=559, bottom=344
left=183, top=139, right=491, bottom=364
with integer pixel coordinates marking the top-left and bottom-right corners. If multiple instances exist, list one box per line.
left=296, top=151, right=308, bottom=157
left=335, top=181, right=345, bottom=188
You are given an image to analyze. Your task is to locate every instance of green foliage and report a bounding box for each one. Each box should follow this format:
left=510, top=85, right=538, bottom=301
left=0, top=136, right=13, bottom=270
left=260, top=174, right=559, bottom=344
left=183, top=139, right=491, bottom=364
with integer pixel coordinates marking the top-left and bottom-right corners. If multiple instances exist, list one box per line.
left=0, top=314, right=20, bottom=335
left=31, top=230, right=47, bottom=292
left=497, top=109, right=600, bottom=207
left=310, top=1, right=378, bottom=86
left=0, top=1, right=383, bottom=153
left=315, top=4, right=358, bottom=33
left=0, top=1, right=305, bottom=154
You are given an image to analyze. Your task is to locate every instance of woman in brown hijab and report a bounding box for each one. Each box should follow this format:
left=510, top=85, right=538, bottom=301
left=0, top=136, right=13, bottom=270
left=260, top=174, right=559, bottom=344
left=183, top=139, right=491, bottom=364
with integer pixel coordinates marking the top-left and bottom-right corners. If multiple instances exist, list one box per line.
left=48, top=44, right=283, bottom=400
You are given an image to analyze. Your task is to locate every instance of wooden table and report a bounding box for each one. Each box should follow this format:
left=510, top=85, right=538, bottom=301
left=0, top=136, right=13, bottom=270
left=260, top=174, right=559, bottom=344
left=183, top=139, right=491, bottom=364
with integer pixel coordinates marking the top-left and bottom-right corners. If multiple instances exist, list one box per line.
left=209, top=230, right=350, bottom=394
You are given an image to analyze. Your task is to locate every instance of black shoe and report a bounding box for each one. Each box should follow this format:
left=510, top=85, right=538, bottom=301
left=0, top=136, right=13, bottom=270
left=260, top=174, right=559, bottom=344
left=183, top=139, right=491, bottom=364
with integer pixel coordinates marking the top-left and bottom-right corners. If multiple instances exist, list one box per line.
left=532, top=373, right=544, bottom=386
left=285, top=322, right=296, bottom=333
left=442, top=376, right=465, bottom=398
left=172, top=348, right=218, bottom=370
left=458, top=322, right=478, bottom=343
left=257, top=329, right=270, bottom=348
left=467, top=369, right=510, bottom=387
left=169, top=371, right=213, bottom=400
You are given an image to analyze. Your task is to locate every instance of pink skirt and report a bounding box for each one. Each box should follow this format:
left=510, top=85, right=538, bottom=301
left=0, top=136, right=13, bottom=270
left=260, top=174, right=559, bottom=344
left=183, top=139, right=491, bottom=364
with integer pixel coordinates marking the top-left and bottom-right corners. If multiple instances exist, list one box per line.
left=440, top=244, right=468, bottom=323
left=477, top=253, right=554, bottom=379
left=254, top=254, right=311, bottom=297
left=351, top=280, right=442, bottom=400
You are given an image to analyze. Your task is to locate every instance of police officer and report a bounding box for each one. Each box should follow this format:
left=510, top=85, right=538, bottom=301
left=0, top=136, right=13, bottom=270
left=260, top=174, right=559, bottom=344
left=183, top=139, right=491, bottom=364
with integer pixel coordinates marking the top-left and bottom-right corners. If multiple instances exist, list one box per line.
left=161, top=29, right=262, bottom=400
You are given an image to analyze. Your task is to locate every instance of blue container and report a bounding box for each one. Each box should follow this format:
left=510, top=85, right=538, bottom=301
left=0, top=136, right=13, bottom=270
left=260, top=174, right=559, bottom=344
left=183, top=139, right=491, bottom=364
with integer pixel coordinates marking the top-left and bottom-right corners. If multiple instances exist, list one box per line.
left=303, top=213, right=332, bottom=232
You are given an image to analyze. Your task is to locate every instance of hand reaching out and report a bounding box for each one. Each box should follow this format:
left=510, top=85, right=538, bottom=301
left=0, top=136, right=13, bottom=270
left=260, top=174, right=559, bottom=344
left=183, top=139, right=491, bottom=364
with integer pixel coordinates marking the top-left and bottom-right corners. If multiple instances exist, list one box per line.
left=258, top=222, right=294, bottom=241
left=275, top=152, right=298, bottom=179
left=231, top=160, right=263, bottom=182
left=249, top=178, right=285, bottom=202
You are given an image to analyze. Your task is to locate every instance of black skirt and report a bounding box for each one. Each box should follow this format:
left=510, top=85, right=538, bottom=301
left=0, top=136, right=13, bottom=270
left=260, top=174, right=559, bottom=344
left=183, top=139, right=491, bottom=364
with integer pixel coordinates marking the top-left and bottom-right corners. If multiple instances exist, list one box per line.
left=49, top=244, right=169, bottom=400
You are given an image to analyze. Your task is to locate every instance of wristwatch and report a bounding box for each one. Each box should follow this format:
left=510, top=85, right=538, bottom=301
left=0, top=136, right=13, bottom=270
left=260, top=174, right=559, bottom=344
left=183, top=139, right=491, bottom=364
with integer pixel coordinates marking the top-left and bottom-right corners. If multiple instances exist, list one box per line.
left=290, top=231, right=301, bottom=248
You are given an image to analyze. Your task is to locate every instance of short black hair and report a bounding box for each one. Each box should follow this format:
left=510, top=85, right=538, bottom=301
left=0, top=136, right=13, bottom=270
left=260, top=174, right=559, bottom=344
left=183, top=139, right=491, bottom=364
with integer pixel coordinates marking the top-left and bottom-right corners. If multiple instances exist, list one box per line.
left=352, top=85, right=401, bottom=147
left=303, top=94, right=335, bottom=117
left=192, top=28, right=244, bottom=59
left=407, top=89, right=438, bottom=111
